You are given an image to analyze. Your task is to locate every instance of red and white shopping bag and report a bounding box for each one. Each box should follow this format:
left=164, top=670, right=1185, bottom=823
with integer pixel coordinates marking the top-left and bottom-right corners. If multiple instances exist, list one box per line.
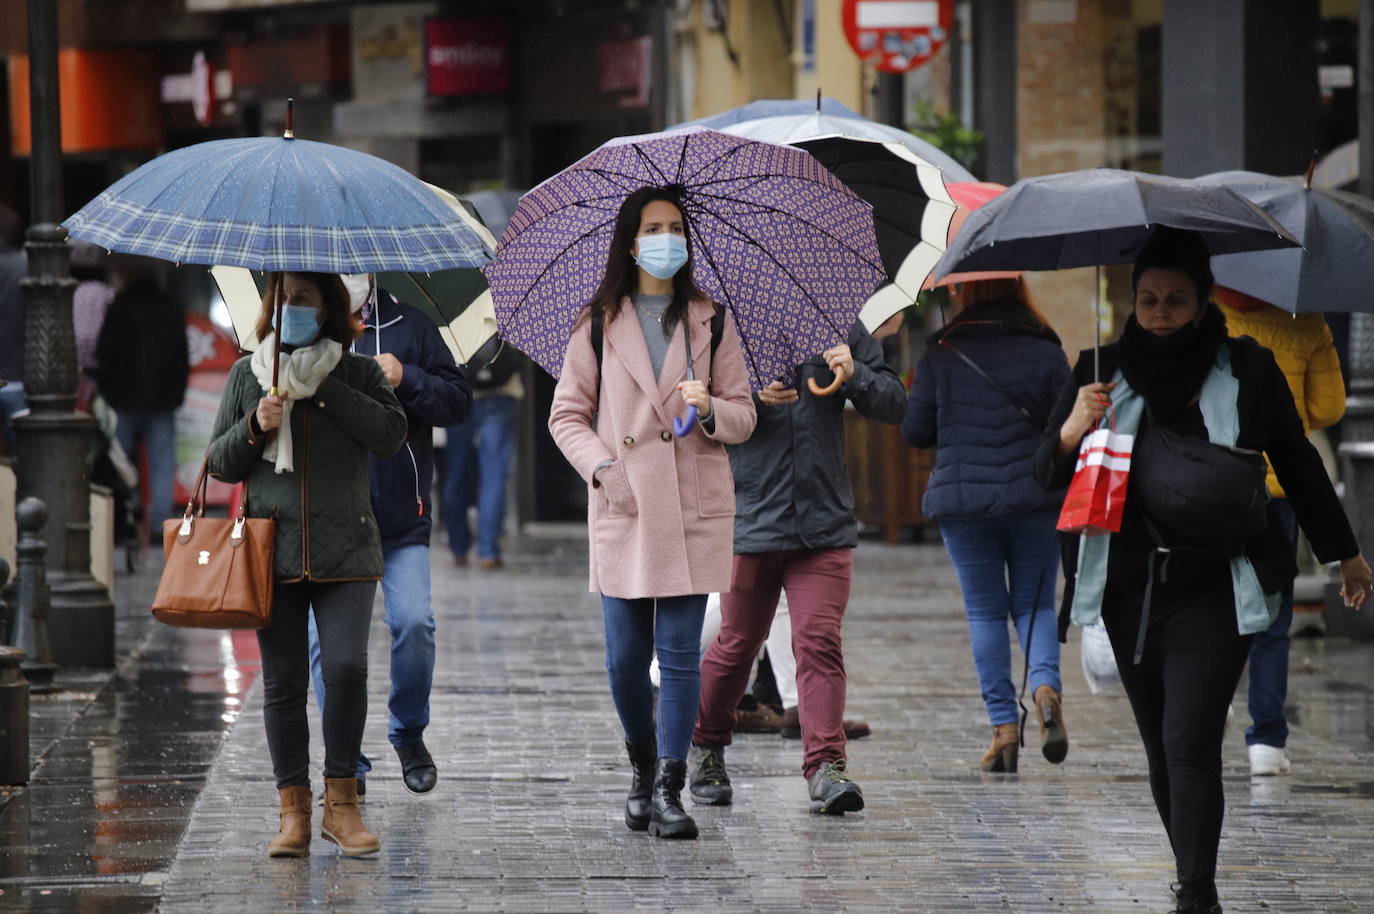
left=1056, top=419, right=1133, bottom=535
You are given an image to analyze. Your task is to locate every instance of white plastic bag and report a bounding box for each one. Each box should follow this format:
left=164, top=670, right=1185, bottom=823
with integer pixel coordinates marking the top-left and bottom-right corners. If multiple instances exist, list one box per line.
left=1080, top=619, right=1121, bottom=694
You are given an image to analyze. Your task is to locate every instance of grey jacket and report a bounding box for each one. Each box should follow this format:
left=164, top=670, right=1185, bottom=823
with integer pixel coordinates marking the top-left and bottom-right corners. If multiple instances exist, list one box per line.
left=729, top=323, right=906, bottom=553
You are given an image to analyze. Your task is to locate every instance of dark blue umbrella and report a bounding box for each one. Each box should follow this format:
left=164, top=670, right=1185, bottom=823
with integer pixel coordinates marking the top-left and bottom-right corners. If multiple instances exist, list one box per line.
left=1196, top=170, right=1374, bottom=313
left=64, top=136, right=492, bottom=274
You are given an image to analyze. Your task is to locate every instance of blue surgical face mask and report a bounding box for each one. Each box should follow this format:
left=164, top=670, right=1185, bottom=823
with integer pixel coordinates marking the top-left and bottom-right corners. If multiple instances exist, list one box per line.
left=273, top=303, right=323, bottom=347
left=633, top=233, right=689, bottom=280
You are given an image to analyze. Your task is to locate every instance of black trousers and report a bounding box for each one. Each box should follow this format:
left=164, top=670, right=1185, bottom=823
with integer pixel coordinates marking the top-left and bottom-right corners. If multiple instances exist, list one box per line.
left=1103, top=582, right=1252, bottom=899
left=258, top=579, right=376, bottom=788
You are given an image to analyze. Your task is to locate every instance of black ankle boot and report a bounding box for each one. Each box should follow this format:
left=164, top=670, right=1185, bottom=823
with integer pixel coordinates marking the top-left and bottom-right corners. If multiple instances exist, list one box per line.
left=1171, top=882, right=1222, bottom=913
left=624, top=739, right=656, bottom=832
left=647, top=758, right=698, bottom=840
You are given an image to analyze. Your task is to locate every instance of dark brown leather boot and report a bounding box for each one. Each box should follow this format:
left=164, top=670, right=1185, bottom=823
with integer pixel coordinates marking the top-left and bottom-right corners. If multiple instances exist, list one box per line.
left=979, top=723, right=1020, bottom=773
left=267, top=785, right=312, bottom=858
left=321, top=777, right=380, bottom=856
left=1034, top=685, right=1069, bottom=764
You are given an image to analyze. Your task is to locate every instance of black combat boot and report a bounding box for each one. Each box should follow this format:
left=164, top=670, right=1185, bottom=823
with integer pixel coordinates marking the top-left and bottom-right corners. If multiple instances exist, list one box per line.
left=647, top=758, right=698, bottom=840
left=624, top=739, right=656, bottom=832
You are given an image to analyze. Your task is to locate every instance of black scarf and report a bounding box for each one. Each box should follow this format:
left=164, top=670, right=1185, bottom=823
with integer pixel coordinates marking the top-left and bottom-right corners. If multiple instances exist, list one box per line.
left=1117, top=303, right=1228, bottom=423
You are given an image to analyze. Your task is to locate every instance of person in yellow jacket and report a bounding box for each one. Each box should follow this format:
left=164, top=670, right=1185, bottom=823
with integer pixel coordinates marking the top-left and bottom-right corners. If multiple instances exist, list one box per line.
left=1215, top=285, right=1346, bottom=777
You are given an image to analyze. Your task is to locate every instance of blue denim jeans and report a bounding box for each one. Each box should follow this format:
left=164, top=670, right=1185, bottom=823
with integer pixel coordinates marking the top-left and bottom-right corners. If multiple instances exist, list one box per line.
left=602, top=594, right=707, bottom=761
left=0, top=383, right=26, bottom=450
left=1247, top=498, right=1297, bottom=748
left=115, top=408, right=178, bottom=521
left=939, top=510, right=1062, bottom=726
left=309, top=543, right=434, bottom=778
left=442, top=395, right=518, bottom=560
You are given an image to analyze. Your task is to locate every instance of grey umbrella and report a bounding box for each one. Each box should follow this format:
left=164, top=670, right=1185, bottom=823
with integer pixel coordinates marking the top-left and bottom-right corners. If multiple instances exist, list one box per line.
left=930, top=168, right=1300, bottom=377
left=932, top=169, right=1298, bottom=276
left=1196, top=169, right=1374, bottom=313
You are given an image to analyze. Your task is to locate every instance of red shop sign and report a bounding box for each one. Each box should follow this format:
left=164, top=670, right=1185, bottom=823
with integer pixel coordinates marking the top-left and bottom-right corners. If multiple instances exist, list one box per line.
left=841, top=0, right=953, bottom=74
left=426, top=18, right=510, bottom=96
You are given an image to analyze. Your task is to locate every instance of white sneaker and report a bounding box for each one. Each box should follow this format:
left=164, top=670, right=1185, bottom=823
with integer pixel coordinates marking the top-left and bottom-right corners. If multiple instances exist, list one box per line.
left=1249, top=743, right=1292, bottom=776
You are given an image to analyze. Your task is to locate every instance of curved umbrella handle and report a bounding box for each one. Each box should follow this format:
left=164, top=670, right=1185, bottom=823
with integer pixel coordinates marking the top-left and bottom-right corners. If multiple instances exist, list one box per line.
left=807, top=375, right=843, bottom=397
left=673, top=406, right=699, bottom=437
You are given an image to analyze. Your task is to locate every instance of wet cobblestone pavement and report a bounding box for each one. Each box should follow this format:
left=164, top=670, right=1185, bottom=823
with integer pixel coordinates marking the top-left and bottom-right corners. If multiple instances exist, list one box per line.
left=4, top=536, right=1374, bottom=913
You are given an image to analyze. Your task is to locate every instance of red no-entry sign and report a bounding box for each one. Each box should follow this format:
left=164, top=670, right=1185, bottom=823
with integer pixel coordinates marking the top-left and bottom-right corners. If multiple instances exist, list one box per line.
left=841, top=0, right=954, bottom=74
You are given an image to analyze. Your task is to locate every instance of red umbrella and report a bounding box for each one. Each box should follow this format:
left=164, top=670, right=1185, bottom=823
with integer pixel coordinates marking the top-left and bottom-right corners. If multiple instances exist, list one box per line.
left=925, top=182, right=1023, bottom=289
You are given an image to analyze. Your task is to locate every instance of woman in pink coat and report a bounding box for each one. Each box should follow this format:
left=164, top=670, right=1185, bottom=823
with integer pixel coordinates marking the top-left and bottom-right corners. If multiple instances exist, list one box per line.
left=549, top=187, right=756, bottom=840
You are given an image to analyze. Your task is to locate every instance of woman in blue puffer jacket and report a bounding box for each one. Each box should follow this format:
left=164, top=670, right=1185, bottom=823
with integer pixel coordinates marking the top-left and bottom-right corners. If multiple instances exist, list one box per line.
left=902, top=278, right=1070, bottom=773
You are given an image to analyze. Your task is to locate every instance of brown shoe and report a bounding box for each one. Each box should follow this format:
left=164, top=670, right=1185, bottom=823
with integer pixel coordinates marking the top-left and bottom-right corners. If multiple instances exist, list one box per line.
left=477, top=557, right=504, bottom=570
left=734, top=702, right=784, bottom=733
left=452, top=552, right=468, bottom=567
left=1034, top=685, right=1069, bottom=764
left=779, top=708, right=871, bottom=741
left=268, top=785, right=312, bottom=858
left=979, top=723, right=1020, bottom=773
left=321, top=777, right=380, bottom=856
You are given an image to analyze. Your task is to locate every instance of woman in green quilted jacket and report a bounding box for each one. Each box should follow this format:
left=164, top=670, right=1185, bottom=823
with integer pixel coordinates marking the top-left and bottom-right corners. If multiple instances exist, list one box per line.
left=207, top=272, right=406, bottom=859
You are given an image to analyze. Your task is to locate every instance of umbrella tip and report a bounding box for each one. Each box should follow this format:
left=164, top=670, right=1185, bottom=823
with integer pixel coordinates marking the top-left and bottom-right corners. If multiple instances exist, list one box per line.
left=284, top=97, right=295, bottom=140
left=816, top=88, right=821, bottom=112
left=1304, top=152, right=1316, bottom=190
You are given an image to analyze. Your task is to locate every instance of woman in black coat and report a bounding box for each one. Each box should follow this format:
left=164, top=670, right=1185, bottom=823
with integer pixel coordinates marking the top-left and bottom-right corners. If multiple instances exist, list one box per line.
left=1035, top=228, right=1371, bottom=914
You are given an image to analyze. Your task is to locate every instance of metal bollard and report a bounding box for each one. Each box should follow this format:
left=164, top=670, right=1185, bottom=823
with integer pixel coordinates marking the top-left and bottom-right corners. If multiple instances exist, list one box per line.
left=0, top=646, right=27, bottom=786
left=0, top=558, right=11, bottom=645
left=12, top=498, right=56, bottom=690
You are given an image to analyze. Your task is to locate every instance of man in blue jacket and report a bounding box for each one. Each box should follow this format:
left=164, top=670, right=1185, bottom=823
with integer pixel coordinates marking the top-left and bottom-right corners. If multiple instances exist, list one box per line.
left=309, top=274, right=471, bottom=795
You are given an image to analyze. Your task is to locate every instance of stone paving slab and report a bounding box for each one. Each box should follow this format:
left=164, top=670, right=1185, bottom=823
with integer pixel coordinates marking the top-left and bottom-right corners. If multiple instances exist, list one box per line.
left=152, top=540, right=1374, bottom=913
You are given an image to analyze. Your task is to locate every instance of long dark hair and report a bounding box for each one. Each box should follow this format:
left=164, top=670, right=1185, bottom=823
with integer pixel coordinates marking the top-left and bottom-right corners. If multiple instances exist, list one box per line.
left=956, top=277, right=1055, bottom=334
left=254, top=272, right=360, bottom=346
left=586, top=186, right=705, bottom=336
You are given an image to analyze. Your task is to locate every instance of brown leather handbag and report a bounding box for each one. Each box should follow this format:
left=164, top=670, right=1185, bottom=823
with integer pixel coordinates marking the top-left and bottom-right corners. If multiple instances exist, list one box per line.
left=150, top=458, right=275, bottom=629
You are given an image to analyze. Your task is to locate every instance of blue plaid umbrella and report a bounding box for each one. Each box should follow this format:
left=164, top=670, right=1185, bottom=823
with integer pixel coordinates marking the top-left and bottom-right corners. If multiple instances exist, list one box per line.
left=63, top=136, right=492, bottom=273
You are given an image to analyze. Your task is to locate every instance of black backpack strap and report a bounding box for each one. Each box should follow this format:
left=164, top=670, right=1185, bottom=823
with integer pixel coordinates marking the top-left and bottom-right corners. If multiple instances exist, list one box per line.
left=709, top=304, right=725, bottom=363
left=940, top=339, right=1047, bottom=433
left=591, top=309, right=604, bottom=411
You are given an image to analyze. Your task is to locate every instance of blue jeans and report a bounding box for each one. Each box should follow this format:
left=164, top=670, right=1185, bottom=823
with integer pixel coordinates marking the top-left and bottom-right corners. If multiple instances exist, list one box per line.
left=602, top=594, right=707, bottom=761
left=115, top=408, right=177, bottom=521
left=309, top=543, right=434, bottom=778
left=0, top=383, right=26, bottom=450
left=940, top=510, right=1062, bottom=726
left=1247, top=498, right=1297, bottom=748
left=442, top=395, right=518, bottom=560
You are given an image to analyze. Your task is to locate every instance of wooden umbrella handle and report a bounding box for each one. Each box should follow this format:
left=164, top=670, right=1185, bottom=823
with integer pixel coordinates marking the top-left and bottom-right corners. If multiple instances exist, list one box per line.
left=807, top=375, right=843, bottom=397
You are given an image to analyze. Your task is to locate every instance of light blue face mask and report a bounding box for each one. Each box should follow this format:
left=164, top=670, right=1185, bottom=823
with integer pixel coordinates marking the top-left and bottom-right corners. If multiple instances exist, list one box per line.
left=273, top=303, right=323, bottom=347
left=634, top=233, right=689, bottom=280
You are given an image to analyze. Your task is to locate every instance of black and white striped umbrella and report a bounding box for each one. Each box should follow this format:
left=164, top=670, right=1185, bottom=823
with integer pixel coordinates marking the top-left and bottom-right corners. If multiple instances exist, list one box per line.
left=790, top=134, right=957, bottom=332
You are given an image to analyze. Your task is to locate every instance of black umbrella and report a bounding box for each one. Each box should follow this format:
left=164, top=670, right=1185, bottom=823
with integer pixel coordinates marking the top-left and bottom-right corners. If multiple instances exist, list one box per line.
left=791, top=135, right=957, bottom=331
left=931, top=168, right=1301, bottom=376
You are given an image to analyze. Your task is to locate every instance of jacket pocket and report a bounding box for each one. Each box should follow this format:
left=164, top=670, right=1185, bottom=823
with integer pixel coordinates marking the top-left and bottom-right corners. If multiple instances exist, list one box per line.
left=694, top=454, right=735, bottom=518
left=597, top=461, right=638, bottom=518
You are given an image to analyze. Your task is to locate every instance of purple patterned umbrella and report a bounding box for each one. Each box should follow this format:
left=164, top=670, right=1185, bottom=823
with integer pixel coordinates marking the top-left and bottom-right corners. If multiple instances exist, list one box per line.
left=482, top=127, right=886, bottom=390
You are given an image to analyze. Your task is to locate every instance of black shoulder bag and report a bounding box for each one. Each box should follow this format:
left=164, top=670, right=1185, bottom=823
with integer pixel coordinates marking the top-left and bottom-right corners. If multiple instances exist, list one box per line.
left=940, top=340, right=1047, bottom=433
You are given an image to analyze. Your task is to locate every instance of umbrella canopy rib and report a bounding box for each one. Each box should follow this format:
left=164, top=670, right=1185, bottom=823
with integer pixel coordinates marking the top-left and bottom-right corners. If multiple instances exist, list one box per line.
left=688, top=229, right=768, bottom=386
left=686, top=188, right=884, bottom=272
left=684, top=204, right=848, bottom=342
left=628, top=142, right=672, bottom=187
left=499, top=221, right=616, bottom=327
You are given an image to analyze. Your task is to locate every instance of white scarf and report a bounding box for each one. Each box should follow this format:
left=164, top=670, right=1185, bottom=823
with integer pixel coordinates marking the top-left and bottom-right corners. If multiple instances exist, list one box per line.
left=249, top=333, right=343, bottom=473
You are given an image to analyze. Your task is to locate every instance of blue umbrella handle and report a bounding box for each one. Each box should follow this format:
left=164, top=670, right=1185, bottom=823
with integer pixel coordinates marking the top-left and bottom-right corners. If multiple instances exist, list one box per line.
left=674, top=406, right=699, bottom=437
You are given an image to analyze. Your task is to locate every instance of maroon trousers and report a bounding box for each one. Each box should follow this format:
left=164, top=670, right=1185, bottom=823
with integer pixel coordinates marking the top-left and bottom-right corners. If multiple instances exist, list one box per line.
left=694, top=547, right=852, bottom=777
